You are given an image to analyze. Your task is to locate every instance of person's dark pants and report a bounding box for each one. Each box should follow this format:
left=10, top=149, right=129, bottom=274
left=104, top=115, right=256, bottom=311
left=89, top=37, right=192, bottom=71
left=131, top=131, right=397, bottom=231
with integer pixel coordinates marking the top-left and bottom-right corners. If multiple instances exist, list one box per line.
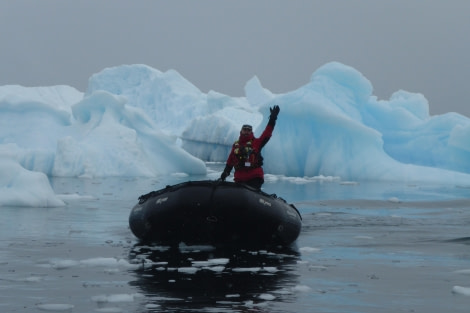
left=242, top=177, right=264, bottom=190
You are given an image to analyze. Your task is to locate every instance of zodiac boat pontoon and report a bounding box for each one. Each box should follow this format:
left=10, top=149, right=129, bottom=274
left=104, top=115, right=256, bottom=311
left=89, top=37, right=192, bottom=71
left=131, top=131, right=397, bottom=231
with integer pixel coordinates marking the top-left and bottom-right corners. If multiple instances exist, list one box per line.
left=129, top=180, right=302, bottom=247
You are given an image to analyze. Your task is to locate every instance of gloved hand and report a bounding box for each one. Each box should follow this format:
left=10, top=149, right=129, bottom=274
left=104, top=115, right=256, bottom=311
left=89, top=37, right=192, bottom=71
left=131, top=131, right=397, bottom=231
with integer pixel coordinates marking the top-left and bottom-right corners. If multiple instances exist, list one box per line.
left=268, top=105, right=280, bottom=126
left=219, top=165, right=232, bottom=181
left=270, top=105, right=280, bottom=119
left=220, top=171, right=228, bottom=181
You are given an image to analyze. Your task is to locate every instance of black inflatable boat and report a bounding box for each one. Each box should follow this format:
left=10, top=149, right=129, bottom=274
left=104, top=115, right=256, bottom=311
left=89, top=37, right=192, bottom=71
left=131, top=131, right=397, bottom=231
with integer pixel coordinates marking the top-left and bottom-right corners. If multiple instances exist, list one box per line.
left=129, top=180, right=302, bottom=247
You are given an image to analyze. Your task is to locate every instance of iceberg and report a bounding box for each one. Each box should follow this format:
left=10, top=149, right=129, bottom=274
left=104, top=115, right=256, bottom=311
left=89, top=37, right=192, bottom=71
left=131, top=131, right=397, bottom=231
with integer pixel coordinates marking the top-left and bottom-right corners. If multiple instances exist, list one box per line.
left=1, top=62, right=470, bottom=206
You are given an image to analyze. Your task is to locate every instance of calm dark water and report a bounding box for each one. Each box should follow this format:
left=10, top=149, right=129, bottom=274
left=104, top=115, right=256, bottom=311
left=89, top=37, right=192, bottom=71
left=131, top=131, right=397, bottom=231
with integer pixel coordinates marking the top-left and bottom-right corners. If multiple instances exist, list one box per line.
left=1, top=165, right=470, bottom=312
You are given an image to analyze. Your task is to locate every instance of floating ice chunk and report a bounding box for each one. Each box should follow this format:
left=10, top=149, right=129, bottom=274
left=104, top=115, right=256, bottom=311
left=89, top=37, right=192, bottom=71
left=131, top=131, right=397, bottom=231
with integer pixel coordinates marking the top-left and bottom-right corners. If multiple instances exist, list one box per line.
left=36, top=303, right=74, bottom=311
left=178, top=267, right=199, bottom=274
left=293, top=285, right=312, bottom=292
left=206, top=266, right=225, bottom=272
left=354, top=235, right=374, bottom=240
left=340, top=181, right=360, bottom=185
left=45, top=257, right=139, bottom=271
left=244, top=300, right=254, bottom=307
left=243, top=300, right=268, bottom=308
left=0, top=158, right=65, bottom=207
left=51, top=259, right=80, bottom=270
left=299, top=247, right=321, bottom=253
left=191, top=258, right=229, bottom=267
left=91, top=293, right=143, bottom=303
left=15, top=275, right=44, bottom=282
left=452, top=286, right=470, bottom=296
left=259, top=293, right=276, bottom=300
left=315, top=175, right=341, bottom=182
left=208, top=258, right=230, bottom=265
left=288, top=177, right=314, bottom=184
left=225, top=294, right=241, bottom=298
left=190, top=261, right=212, bottom=267
left=263, top=267, right=279, bottom=273
left=80, top=257, right=120, bottom=267
left=274, top=288, right=293, bottom=295
left=148, top=296, right=184, bottom=301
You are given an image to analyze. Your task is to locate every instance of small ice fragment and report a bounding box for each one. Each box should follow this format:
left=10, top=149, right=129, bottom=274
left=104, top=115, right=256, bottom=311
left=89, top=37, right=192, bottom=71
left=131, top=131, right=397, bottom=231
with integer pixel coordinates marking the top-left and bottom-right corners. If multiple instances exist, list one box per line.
left=293, top=285, right=312, bottom=292
left=225, top=294, right=240, bottom=298
left=80, top=257, right=118, bottom=267
left=208, top=258, right=229, bottom=265
left=52, top=259, right=79, bottom=270
left=354, top=235, right=373, bottom=240
left=259, top=293, right=275, bottom=300
left=263, top=267, right=278, bottom=273
left=178, top=267, right=199, bottom=274
left=91, top=293, right=141, bottom=303
left=36, top=303, right=74, bottom=311
left=340, top=181, right=359, bottom=185
left=452, top=286, right=470, bottom=296
left=299, top=247, right=321, bottom=253
left=207, top=266, right=225, bottom=272
left=22, top=276, right=43, bottom=282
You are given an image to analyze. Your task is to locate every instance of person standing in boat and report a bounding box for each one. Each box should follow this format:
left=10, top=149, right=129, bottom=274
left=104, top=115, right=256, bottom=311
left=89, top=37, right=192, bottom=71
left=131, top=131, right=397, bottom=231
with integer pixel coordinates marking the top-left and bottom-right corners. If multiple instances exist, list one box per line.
left=219, top=105, right=280, bottom=190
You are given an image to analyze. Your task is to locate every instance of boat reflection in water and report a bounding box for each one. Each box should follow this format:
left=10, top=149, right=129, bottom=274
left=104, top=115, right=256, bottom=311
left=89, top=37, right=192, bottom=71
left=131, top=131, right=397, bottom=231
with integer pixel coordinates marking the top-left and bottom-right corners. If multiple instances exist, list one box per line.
left=128, top=243, right=301, bottom=312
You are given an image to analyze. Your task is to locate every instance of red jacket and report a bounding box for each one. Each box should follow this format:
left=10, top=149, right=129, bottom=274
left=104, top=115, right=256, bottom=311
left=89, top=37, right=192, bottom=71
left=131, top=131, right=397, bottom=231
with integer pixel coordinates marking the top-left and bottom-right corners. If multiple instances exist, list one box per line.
left=225, top=124, right=274, bottom=182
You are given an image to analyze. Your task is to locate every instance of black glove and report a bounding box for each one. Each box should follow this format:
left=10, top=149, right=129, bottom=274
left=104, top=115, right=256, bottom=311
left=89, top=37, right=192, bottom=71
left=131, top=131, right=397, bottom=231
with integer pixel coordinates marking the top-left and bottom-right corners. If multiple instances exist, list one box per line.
left=219, top=165, right=232, bottom=181
left=268, top=105, right=280, bottom=126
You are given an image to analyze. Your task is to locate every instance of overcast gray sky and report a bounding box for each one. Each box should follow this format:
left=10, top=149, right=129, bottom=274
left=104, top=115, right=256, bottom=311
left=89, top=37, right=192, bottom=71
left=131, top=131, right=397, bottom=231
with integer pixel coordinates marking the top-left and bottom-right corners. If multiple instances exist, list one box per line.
left=1, top=0, right=469, bottom=116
